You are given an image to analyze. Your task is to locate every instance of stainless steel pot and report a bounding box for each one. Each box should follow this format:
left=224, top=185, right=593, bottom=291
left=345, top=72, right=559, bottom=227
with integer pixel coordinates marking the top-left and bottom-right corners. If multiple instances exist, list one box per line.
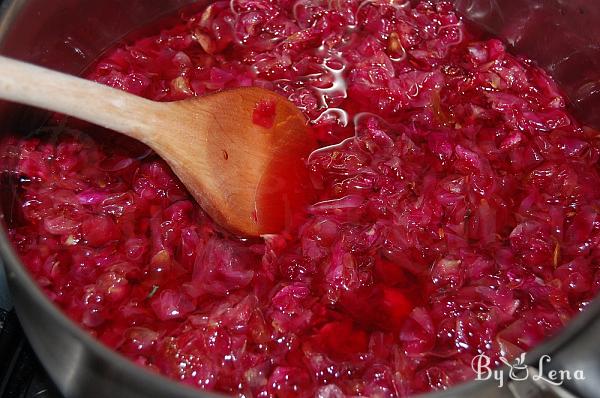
left=0, top=1, right=599, bottom=397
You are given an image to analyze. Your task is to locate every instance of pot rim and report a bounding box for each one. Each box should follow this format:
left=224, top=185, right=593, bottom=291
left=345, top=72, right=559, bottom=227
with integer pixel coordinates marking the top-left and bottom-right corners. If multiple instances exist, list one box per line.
left=0, top=0, right=598, bottom=396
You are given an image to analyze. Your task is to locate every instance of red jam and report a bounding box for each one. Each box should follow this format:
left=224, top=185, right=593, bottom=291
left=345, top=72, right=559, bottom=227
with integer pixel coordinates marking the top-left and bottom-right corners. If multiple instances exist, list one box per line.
left=5, top=1, right=600, bottom=397
left=253, top=99, right=277, bottom=128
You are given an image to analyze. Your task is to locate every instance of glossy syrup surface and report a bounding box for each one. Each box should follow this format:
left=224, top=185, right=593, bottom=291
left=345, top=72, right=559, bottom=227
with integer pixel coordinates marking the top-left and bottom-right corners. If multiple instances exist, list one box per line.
left=5, top=1, right=600, bottom=397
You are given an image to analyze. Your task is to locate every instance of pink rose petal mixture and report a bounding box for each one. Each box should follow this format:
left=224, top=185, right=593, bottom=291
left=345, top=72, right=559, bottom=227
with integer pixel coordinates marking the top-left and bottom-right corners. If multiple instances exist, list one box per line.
left=5, top=0, right=600, bottom=397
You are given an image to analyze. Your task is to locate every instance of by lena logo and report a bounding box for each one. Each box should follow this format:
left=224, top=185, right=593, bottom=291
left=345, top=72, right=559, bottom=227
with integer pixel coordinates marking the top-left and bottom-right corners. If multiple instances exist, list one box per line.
left=471, top=353, right=585, bottom=388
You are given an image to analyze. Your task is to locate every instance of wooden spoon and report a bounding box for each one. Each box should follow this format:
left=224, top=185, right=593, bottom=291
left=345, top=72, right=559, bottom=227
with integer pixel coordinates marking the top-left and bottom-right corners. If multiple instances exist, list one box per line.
left=0, top=56, right=315, bottom=236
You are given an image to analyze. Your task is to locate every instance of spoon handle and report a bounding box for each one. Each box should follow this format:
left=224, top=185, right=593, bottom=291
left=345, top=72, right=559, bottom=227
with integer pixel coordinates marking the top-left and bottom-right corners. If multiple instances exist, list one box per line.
left=0, top=55, right=162, bottom=141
